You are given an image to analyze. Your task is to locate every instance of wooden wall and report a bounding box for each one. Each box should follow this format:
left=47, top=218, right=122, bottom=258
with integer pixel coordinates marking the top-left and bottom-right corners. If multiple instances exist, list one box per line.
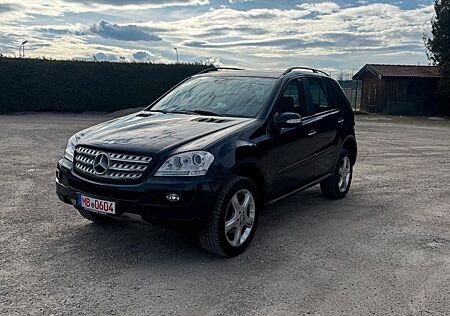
left=359, top=72, right=439, bottom=114
left=360, top=72, right=383, bottom=113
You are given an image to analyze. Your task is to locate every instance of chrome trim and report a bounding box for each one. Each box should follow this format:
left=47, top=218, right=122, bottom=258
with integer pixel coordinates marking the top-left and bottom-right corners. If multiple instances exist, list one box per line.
left=92, top=153, right=109, bottom=175
left=74, top=146, right=152, bottom=182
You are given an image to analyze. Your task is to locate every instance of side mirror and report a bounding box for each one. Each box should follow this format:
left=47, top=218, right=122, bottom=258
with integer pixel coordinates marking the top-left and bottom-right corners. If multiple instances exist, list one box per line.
left=276, top=112, right=303, bottom=129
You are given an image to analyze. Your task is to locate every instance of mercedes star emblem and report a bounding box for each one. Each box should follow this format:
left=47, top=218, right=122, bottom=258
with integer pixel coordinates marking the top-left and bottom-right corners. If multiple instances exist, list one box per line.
left=93, top=153, right=110, bottom=175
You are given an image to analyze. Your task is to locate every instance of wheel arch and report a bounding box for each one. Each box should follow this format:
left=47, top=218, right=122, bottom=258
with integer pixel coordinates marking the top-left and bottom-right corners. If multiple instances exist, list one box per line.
left=230, top=161, right=267, bottom=202
left=340, top=135, right=357, bottom=165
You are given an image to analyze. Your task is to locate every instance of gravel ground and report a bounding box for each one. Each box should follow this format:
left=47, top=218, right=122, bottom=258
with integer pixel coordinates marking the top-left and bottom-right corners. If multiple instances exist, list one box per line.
left=0, top=112, right=449, bottom=315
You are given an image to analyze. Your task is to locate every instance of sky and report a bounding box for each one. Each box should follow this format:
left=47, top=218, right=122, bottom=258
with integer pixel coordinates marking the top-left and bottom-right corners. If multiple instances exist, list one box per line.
left=0, top=0, right=436, bottom=77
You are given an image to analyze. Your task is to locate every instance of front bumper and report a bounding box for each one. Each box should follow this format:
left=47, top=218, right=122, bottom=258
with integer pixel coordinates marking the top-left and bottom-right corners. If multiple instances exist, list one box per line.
left=56, top=158, right=223, bottom=222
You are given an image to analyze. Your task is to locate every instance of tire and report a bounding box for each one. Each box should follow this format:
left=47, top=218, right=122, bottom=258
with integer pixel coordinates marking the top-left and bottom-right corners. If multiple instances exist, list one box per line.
left=199, top=175, right=260, bottom=257
left=78, top=209, right=115, bottom=223
left=320, top=148, right=353, bottom=200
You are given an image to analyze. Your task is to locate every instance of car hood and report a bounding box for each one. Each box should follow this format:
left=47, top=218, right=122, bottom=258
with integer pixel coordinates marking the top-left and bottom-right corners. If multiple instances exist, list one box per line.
left=78, top=111, right=255, bottom=155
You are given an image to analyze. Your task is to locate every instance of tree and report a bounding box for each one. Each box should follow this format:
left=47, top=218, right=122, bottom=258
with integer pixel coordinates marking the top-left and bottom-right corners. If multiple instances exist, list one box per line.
left=426, top=0, right=450, bottom=114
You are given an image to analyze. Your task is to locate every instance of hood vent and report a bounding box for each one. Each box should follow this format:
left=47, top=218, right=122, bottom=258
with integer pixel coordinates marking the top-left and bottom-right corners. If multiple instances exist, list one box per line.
left=136, top=112, right=153, bottom=117
left=192, top=117, right=231, bottom=124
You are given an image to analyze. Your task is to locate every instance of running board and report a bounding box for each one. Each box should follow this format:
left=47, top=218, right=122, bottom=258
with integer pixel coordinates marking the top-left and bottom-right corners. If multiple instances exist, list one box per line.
left=265, top=173, right=333, bottom=206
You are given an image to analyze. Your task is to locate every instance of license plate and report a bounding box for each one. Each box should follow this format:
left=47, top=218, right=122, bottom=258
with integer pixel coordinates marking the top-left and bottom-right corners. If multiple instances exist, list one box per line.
left=77, top=193, right=116, bottom=215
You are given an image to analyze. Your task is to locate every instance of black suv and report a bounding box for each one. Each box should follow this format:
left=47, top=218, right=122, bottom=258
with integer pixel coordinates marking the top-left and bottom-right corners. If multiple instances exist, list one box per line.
left=56, top=67, right=357, bottom=257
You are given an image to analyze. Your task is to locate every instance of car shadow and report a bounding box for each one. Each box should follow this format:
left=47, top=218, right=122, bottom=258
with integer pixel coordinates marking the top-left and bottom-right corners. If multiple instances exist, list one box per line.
left=45, top=186, right=354, bottom=272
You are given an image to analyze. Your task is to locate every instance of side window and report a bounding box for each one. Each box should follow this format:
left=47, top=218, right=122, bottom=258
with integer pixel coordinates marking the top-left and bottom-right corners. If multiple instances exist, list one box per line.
left=278, top=79, right=307, bottom=116
left=325, top=79, right=349, bottom=109
left=307, top=78, right=330, bottom=113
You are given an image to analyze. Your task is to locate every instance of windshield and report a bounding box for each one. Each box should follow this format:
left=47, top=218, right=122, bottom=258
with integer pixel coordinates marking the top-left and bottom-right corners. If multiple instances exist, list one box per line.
left=148, top=76, right=276, bottom=118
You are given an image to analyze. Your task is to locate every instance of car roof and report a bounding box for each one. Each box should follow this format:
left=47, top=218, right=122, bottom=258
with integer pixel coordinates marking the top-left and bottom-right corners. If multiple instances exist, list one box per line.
left=193, top=68, right=331, bottom=80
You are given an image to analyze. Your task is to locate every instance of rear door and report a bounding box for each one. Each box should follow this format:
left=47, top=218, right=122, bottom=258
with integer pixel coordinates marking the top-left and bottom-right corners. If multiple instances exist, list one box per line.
left=304, top=77, right=342, bottom=177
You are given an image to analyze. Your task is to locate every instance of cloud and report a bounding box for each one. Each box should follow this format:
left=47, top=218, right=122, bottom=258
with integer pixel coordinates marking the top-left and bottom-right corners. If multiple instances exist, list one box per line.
left=229, top=0, right=252, bottom=3
left=0, top=3, right=14, bottom=13
left=183, top=34, right=382, bottom=50
left=0, top=1, right=436, bottom=72
left=39, top=26, right=87, bottom=37
left=297, top=2, right=340, bottom=14
left=90, top=20, right=162, bottom=41
left=132, top=50, right=160, bottom=61
left=94, top=52, right=118, bottom=61
left=64, top=0, right=209, bottom=7
left=166, top=4, right=432, bottom=52
left=198, top=56, right=221, bottom=66
left=0, top=0, right=209, bottom=23
left=194, top=25, right=269, bottom=37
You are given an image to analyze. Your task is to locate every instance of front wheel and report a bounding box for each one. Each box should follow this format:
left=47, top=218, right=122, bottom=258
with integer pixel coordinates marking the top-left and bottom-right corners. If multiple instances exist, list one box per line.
left=320, top=148, right=353, bottom=199
left=199, top=176, right=260, bottom=257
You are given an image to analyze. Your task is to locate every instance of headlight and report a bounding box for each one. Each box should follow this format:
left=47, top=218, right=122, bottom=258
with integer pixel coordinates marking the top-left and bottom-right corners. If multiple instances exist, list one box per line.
left=64, top=134, right=80, bottom=162
left=155, top=151, right=214, bottom=176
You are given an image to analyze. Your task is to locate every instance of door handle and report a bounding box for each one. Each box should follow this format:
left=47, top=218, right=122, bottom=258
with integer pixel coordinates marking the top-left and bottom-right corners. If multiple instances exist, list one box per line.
left=338, top=118, right=345, bottom=124
left=308, top=130, right=317, bottom=137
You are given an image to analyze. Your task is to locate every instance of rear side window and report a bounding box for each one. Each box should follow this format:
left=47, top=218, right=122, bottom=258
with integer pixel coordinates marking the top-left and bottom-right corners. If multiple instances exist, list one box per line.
left=307, top=78, right=330, bottom=113
left=325, top=79, right=351, bottom=109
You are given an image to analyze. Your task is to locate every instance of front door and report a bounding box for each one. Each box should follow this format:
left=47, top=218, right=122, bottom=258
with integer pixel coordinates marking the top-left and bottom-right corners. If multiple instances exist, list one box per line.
left=267, top=78, right=317, bottom=197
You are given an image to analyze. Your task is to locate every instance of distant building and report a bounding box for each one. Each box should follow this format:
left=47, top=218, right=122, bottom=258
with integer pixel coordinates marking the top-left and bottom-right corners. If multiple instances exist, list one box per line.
left=353, top=64, right=442, bottom=115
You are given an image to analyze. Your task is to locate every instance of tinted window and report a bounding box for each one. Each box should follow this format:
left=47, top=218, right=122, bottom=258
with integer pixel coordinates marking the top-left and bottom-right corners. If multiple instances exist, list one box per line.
left=283, top=81, right=300, bottom=107
left=150, top=76, right=276, bottom=118
left=307, top=78, right=330, bottom=113
left=278, top=79, right=307, bottom=116
left=325, top=79, right=350, bottom=109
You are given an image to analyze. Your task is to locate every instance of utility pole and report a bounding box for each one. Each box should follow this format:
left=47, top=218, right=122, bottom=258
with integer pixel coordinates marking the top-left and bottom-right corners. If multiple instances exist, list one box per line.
left=19, top=41, right=28, bottom=57
left=174, top=47, right=179, bottom=63
left=21, top=41, right=28, bottom=57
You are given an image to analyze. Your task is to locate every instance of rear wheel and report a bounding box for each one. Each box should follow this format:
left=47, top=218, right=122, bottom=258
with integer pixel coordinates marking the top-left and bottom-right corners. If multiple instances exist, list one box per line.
left=199, top=175, right=259, bottom=257
left=320, top=148, right=353, bottom=199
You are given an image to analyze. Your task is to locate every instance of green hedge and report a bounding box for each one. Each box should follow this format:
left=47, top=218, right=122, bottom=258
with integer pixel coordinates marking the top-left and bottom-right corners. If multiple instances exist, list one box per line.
left=0, top=57, right=210, bottom=114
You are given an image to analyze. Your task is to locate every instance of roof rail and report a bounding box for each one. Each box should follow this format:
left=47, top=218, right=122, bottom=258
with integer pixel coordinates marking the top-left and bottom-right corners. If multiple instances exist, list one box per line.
left=283, top=67, right=329, bottom=76
left=196, top=67, right=245, bottom=75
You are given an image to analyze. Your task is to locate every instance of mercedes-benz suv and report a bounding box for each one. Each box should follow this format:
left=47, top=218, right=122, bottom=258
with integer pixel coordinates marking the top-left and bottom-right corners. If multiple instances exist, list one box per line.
left=56, top=67, right=357, bottom=257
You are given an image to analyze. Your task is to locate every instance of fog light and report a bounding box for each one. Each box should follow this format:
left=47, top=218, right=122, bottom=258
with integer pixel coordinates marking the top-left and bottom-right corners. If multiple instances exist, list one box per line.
left=166, top=193, right=180, bottom=202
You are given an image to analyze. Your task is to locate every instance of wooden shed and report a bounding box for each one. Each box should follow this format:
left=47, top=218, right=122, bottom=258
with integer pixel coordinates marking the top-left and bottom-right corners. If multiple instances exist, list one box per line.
left=353, top=64, right=442, bottom=115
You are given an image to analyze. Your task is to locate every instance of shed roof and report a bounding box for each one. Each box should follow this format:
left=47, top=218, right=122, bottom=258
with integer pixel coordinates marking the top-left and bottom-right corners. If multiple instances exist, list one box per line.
left=353, top=64, right=442, bottom=80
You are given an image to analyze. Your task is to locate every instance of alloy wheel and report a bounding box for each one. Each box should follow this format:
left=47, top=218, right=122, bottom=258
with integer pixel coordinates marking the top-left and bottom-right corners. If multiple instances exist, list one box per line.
left=224, top=189, right=256, bottom=247
left=338, top=156, right=351, bottom=193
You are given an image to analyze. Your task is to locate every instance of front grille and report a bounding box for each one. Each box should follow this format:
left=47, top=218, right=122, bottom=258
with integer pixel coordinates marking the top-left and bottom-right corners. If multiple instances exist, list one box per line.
left=74, top=146, right=152, bottom=182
